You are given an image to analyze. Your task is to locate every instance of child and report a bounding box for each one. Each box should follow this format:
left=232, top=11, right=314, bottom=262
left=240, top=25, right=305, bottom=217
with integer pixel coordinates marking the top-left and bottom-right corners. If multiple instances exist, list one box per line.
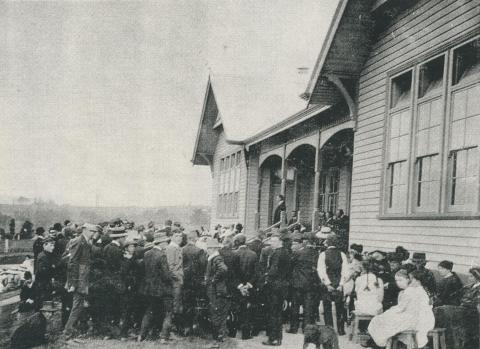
left=368, top=269, right=434, bottom=348
left=19, top=271, right=36, bottom=313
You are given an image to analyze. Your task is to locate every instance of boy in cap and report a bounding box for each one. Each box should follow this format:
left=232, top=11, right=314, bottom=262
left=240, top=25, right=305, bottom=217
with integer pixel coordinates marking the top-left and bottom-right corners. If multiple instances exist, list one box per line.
left=434, top=260, right=463, bottom=307
left=33, top=237, right=57, bottom=311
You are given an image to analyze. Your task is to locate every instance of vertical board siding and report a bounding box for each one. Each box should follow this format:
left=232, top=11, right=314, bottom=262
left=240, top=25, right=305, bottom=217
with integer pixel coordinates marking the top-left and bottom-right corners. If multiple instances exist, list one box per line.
left=350, top=0, right=480, bottom=272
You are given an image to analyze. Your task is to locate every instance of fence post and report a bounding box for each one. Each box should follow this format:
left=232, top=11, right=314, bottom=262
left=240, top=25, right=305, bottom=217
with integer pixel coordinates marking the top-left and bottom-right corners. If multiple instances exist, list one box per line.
left=4, top=239, right=9, bottom=253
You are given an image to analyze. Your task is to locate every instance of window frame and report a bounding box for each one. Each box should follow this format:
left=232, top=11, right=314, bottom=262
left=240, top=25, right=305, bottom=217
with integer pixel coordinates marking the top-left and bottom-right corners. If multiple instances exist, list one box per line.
left=380, top=34, right=480, bottom=219
left=216, top=150, right=242, bottom=219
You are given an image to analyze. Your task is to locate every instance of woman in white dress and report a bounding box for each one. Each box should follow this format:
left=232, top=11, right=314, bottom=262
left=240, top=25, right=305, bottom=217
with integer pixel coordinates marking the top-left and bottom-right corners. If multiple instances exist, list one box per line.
left=368, top=269, right=435, bottom=348
left=355, top=260, right=384, bottom=316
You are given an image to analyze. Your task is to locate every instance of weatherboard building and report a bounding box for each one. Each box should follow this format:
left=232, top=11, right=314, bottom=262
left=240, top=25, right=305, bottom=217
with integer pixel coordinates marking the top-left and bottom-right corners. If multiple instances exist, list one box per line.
left=192, top=0, right=480, bottom=273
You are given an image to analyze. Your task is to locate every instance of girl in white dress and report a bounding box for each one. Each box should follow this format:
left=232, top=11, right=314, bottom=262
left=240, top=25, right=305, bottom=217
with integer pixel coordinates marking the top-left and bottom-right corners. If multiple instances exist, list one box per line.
left=355, top=260, right=384, bottom=316
left=368, top=269, right=434, bottom=348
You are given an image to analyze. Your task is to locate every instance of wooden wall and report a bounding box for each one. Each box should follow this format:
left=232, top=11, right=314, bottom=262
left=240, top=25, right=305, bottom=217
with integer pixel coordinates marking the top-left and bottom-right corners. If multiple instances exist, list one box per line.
left=350, top=0, right=480, bottom=272
left=209, top=129, right=247, bottom=231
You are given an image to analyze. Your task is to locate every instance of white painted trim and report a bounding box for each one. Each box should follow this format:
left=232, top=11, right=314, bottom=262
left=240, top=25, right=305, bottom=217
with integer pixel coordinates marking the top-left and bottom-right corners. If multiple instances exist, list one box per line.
left=319, top=119, right=355, bottom=149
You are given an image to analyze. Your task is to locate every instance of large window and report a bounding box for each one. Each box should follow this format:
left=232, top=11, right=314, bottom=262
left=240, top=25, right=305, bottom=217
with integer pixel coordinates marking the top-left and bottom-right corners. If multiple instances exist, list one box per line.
left=217, top=151, right=241, bottom=218
left=383, top=36, right=480, bottom=216
left=319, top=168, right=340, bottom=214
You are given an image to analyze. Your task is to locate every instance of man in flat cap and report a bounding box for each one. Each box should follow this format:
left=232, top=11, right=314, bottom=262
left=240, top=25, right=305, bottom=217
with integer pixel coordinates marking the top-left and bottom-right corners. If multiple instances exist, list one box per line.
left=138, top=232, right=175, bottom=343
left=63, top=223, right=101, bottom=340
left=166, top=231, right=184, bottom=333
left=411, top=252, right=437, bottom=301
left=205, top=238, right=229, bottom=346
left=317, top=234, right=348, bottom=335
left=233, top=233, right=257, bottom=340
left=288, top=232, right=320, bottom=334
left=33, top=237, right=57, bottom=311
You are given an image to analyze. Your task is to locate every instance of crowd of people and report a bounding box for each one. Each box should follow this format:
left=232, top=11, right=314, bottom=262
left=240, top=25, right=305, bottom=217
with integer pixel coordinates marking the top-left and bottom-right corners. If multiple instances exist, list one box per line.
left=13, top=216, right=480, bottom=349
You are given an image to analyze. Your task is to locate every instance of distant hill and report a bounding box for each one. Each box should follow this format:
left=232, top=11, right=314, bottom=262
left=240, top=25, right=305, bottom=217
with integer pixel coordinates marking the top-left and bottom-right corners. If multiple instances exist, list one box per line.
left=0, top=199, right=210, bottom=234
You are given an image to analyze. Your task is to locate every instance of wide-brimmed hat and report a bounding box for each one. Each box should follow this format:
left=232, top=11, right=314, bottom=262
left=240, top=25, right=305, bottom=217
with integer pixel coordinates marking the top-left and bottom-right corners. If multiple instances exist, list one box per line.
left=109, top=226, right=128, bottom=238
left=412, top=252, right=427, bottom=262
left=325, top=234, right=339, bottom=246
left=82, top=223, right=102, bottom=233
left=154, top=232, right=170, bottom=244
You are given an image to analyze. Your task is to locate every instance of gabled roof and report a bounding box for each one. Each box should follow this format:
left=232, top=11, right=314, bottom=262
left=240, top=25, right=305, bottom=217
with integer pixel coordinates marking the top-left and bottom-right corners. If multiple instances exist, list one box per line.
left=303, top=0, right=376, bottom=105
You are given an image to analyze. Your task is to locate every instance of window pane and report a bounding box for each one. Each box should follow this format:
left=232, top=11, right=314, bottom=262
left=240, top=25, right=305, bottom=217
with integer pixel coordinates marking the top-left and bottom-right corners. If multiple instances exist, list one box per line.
left=453, top=38, right=480, bottom=85
left=452, top=90, right=467, bottom=121
left=465, top=115, right=480, bottom=147
left=391, top=71, right=412, bottom=108
left=387, top=161, right=407, bottom=213
left=428, top=125, right=441, bottom=154
left=430, top=98, right=443, bottom=126
left=449, top=147, right=478, bottom=211
left=418, top=103, right=430, bottom=130
left=390, top=113, right=400, bottom=137
left=467, top=85, right=480, bottom=116
left=419, top=56, right=445, bottom=98
left=450, top=120, right=465, bottom=150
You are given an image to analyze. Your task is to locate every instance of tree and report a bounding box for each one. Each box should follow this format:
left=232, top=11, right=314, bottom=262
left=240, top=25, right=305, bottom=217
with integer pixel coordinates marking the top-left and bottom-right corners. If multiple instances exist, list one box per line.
left=20, top=220, right=33, bottom=239
left=190, top=208, right=210, bottom=227
left=8, top=218, right=15, bottom=239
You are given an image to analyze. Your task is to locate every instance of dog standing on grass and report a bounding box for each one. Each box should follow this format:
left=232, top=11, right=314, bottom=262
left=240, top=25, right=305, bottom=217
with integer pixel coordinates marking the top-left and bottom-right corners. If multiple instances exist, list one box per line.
left=303, top=324, right=339, bottom=349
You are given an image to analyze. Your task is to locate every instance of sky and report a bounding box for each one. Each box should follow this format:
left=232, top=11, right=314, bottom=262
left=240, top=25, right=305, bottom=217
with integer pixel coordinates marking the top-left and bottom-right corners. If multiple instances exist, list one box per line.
left=0, top=0, right=337, bottom=207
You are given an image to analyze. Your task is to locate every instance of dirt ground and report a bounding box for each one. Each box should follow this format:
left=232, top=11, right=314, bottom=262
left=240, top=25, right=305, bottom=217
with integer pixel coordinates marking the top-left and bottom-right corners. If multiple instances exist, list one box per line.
left=44, top=330, right=362, bottom=349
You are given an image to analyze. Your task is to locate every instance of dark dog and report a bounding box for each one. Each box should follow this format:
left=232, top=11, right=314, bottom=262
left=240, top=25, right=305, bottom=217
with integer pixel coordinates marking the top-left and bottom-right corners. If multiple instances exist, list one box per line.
left=303, top=324, right=339, bottom=349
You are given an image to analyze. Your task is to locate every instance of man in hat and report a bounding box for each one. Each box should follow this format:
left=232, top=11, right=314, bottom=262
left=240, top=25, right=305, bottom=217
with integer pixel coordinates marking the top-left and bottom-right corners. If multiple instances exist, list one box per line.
left=33, top=237, right=57, bottom=311
left=138, top=232, right=174, bottom=343
left=233, top=233, right=257, bottom=340
left=262, top=231, right=291, bottom=346
left=383, top=252, right=403, bottom=310
left=317, top=234, right=348, bottom=335
left=103, top=226, right=129, bottom=336
left=166, top=231, right=184, bottom=333
left=272, top=195, right=286, bottom=225
left=182, top=230, right=207, bottom=336
left=121, top=237, right=143, bottom=338
left=434, top=260, right=463, bottom=307
left=288, top=232, right=320, bottom=334
left=247, top=230, right=265, bottom=258
left=205, top=237, right=229, bottom=345
left=33, top=227, right=46, bottom=273
left=411, top=252, right=437, bottom=300
left=63, top=223, right=101, bottom=340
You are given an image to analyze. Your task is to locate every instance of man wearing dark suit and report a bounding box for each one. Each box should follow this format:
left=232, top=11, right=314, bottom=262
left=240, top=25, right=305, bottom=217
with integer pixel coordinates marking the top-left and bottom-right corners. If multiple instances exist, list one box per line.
left=63, top=223, right=100, bottom=340
left=272, top=195, right=286, bottom=225
left=182, top=230, right=207, bottom=335
left=218, top=235, right=238, bottom=337
left=138, top=232, right=174, bottom=343
left=288, top=232, right=320, bottom=333
left=233, top=234, right=258, bottom=339
left=205, top=238, right=229, bottom=345
left=34, top=237, right=57, bottom=310
left=263, top=231, right=291, bottom=346
left=103, top=227, right=128, bottom=336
